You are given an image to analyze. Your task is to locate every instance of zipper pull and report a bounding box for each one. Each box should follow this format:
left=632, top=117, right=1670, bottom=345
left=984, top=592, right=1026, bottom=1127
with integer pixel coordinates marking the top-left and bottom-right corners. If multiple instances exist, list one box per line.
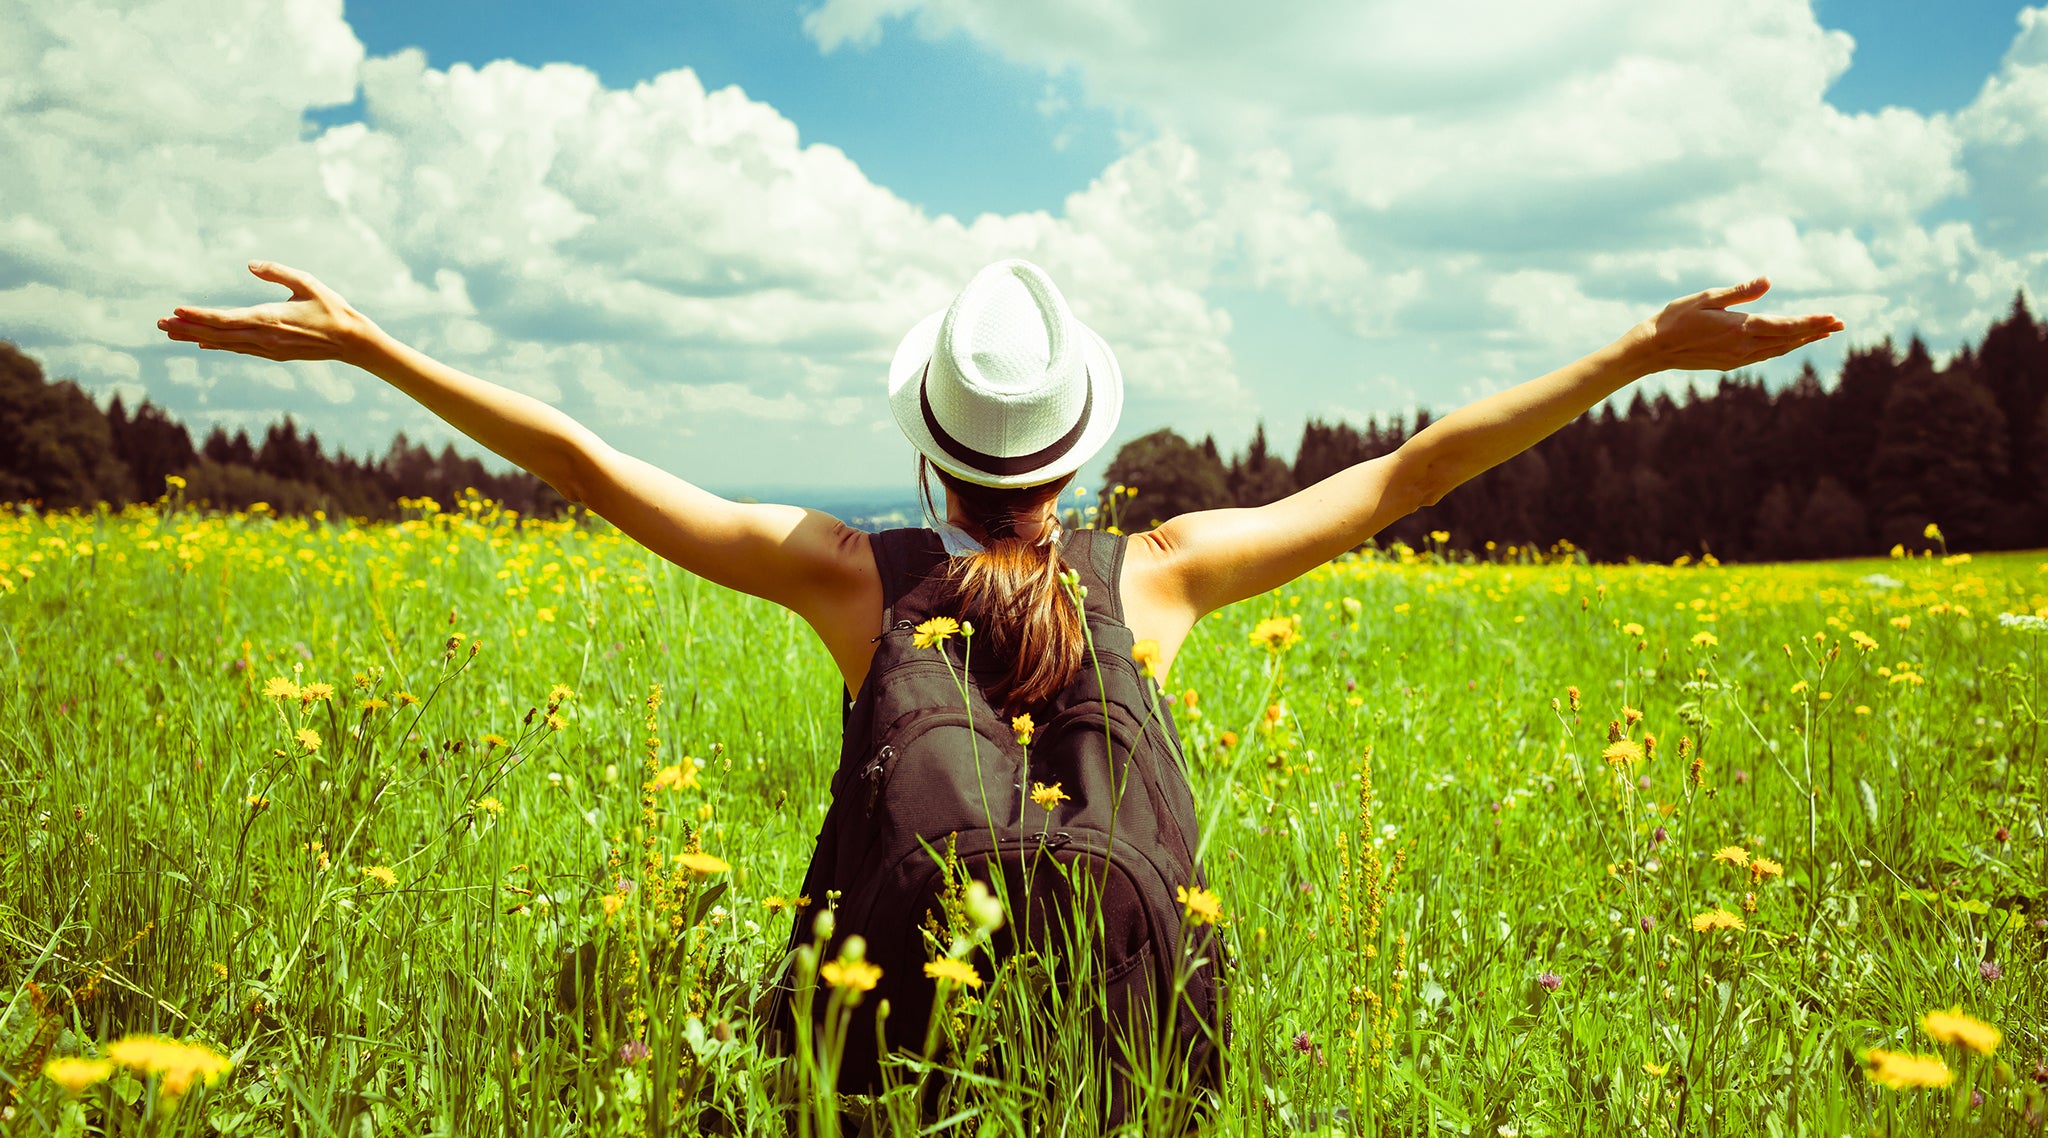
left=870, top=619, right=915, bottom=644
left=863, top=745, right=895, bottom=810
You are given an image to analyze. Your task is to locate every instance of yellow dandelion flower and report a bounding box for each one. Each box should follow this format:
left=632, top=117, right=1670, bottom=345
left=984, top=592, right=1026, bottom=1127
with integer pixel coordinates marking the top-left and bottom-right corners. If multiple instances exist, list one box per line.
left=1689, top=908, right=1746, bottom=932
left=1602, top=739, right=1644, bottom=767
left=674, top=851, right=730, bottom=875
left=1713, top=845, right=1750, bottom=868
left=912, top=616, right=961, bottom=649
left=1864, top=1048, right=1952, bottom=1089
left=545, top=713, right=566, bottom=732
left=1921, top=1009, right=2000, bottom=1055
left=1849, top=631, right=1878, bottom=652
left=295, top=728, right=320, bottom=753
left=105, top=1035, right=231, bottom=1097
left=649, top=763, right=699, bottom=791
left=1011, top=713, right=1035, bottom=745
left=43, top=1057, right=115, bottom=1095
left=822, top=958, right=883, bottom=992
left=1750, top=856, right=1784, bottom=882
left=479, top=733, right=509, bottom=750
left=1177, top=884, right=1222, bottom=926
left=1923, top=522, right=1943, bottom=542
left=1641, top=1061, right=1669, bottom=1077
left=359, top=697, right=389, bottom=711
left=164, top=474, right=187, bottom=490
left=1249, top=616, right=1301, bottom=651
left=1622, top=622, right=1645, bottom=637
left=361, top=866, right=397, bottom=888
left=536, top=607, right=557, bottom=623
left=299, top=681, right=334, bottom=705
left=1030, top=782, right=1069, bottom=809
left=262, top=676, right=300, bottom=701
left=394, top=691, right=421, bottom=707
left=475, top=796, right=505, bottom=816
left=923, top=958, right=983, bottom=988
left=601, top=893, right=624, bottom=918
left=549, top=683, right=576, bottom=704
left=1691, top=631, right=1719, bottom=648
left=1131, top=638, right=1162, bottom=678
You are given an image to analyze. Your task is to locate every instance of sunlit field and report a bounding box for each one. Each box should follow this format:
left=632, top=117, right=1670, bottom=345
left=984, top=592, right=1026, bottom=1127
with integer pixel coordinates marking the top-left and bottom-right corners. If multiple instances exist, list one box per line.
left=3, top=492, right=2045, bottom=1136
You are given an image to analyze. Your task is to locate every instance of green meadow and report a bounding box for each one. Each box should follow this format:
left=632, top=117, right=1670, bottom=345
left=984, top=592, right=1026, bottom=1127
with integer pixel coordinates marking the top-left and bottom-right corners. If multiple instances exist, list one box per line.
left=3, top=496, right=2044, bottom=1136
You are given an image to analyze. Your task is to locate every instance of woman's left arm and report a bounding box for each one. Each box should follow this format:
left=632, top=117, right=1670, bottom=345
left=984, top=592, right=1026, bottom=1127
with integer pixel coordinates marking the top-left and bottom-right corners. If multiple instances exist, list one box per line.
left=1136, top=277, right=1843, bottom=622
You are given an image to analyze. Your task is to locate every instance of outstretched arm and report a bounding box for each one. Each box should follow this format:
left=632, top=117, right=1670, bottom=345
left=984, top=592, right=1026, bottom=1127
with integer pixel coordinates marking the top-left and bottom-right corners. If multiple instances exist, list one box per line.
left=1137, top=278, right=1843, bottom=622
left=158, top=263, right=878, bottom=636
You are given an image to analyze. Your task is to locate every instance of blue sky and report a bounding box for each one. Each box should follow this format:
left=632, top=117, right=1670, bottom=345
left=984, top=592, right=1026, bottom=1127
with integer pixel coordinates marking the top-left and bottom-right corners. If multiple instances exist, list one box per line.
left=4, top=0, right=2046, bottom=500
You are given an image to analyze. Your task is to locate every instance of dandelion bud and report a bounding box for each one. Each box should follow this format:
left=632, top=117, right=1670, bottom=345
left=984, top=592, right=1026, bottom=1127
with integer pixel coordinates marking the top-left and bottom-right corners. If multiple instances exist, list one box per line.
left=470, top=641, right=481, bottom=657
left=1607, top=720, right=1625, bottom=744
left=841, top=934, right=867, bottom=963
left=813, top=909, right=836, bottom=942
left=1742, top=892, right=1757, bottom=914
left=1567, top=686, right=1581, bottom=712
left=1644, top=734, right=1657, bottom=758
left=964, top=881, right=1004, bottom=933
left=524, top=707, right=537, bottom=726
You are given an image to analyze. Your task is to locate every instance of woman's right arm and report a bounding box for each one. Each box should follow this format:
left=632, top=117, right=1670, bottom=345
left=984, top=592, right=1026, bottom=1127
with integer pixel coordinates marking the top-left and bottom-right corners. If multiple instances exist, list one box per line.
left=159, top=262, right=879, bottom=630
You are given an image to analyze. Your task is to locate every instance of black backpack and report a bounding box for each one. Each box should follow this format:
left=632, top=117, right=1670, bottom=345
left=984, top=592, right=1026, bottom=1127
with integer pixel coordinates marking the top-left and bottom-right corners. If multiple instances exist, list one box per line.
left=775, top=526, right=1226, bottom=1111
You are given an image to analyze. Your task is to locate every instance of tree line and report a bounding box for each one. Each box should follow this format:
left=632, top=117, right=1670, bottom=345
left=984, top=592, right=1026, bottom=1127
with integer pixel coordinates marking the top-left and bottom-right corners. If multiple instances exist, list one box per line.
left=0, top=341, right=565, bottom=518
left=6, top=292, right=2046, bottom=558
left=1102, top=294, right=2048, bottom=560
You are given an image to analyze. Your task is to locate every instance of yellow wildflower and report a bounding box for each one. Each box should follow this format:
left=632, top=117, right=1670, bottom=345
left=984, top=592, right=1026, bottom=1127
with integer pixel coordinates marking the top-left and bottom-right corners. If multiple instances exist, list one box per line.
left=924, top=958, right=983, bottom=988
left=601, top=894, right=624, bottom=918
left=1602, top=740, right=1643, bottom=767
left=1030, top=782, right=1069, bottom=809
left=43, top=1057, right=115, bottom=1095
left=1641, top=1061, right=1669, bottom=1077
left=1849, top=631, right=1878, bottom=652
left=299, top=681, right=334, bottom=705
left=912, top=616, right=961, bottom=649
left=164, top=474, right=187, bottom=490
left=361, top=866, right=397, bottom=888
left=1921, top=1009, right=2000, bottom=1055
left=295, top=728, right=320, bottom=753
left=545, top=713, right=566, bottom=732
left=1864, top=1048, right=1952, bottom=1089
left=105, top=1035, right=231, bottom=1097
left=1691, top=631, right=1719, bottom=648
left=674, top=851, right=730, bottom=875
left=549, top=683, right=576, bottom=704
left=1923, top=522, right=1943, bottom=542
left=1713, top=845, right=1750, bottom=868
left=1689, top=908, right=1746, bottom=932
left=1622, top=622, right=1645, bottom=637
left=1177, top=884, right=1222, bottom=926
left=262, top=676, right=300, bottom=701
left=1131, top=638, right=1162, bottom=678
left=1249, top=616, right=1300, bottom=651
left=1012, top=713, right=1035, bottom=745
left=1750, top=856, right=1784, bottom=883
left=822, top=958, right=883, bottom=992
left=359, top=697, right=388, bottom=711
left=475, top=796, right=505, bottom=816
left=536, top=607, right=557, bottom=623
left=649, top=763, right=699, bottom=791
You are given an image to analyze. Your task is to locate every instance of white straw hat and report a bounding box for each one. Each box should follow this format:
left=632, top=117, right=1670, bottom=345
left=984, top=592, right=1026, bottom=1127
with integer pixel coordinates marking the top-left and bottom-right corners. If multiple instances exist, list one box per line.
left=888, top=259, right=1123, bottom=489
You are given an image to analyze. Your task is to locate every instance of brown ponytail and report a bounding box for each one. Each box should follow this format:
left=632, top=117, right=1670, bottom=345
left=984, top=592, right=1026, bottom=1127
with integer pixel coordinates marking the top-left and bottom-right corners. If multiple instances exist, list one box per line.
left=918, top=458, right=1086, bottom=715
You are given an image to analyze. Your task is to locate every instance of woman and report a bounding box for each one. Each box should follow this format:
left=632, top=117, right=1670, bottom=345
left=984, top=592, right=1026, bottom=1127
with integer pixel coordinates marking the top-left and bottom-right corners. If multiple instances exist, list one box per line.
left=158, top=258, right=1838, bottom=1106
left=156, top=258, right=1839, bottom=701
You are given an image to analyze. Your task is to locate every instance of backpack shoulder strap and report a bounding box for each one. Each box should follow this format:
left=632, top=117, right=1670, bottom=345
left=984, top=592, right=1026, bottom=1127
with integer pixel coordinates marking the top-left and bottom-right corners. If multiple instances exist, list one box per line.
left=870, top=528, right=949, bottom=627
left=1060, top=528, right=1128, bottom=625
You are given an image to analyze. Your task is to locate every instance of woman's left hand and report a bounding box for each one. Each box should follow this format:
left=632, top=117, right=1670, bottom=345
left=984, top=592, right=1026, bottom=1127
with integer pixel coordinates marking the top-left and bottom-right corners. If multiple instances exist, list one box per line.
left=158, top=261, right=376, bottom=364
left=1626, top=277, right=1843, bottom=374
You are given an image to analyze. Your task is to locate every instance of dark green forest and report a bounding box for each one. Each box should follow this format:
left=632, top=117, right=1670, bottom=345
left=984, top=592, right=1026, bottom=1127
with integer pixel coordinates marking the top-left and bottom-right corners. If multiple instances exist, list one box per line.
left=6, top=292, right=2046, bottom=559
left=0, top=342, right=566, bottom=519
left=1104, top=294, right=2048, bottom=560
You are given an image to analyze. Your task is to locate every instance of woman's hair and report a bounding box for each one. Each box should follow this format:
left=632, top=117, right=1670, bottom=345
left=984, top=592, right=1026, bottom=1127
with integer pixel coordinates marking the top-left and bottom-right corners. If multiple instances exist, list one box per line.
left=918, top=457, right=1083, bottom=715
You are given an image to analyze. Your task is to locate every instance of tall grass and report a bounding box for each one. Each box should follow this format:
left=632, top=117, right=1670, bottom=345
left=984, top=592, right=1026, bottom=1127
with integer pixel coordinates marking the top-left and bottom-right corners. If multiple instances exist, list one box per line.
left=2, top=494, right=2043, bottom=1135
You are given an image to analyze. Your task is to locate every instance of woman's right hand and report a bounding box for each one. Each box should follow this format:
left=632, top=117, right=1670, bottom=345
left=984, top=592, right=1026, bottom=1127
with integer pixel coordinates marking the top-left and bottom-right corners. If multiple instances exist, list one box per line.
left=158, top=261, right=377, bottom=364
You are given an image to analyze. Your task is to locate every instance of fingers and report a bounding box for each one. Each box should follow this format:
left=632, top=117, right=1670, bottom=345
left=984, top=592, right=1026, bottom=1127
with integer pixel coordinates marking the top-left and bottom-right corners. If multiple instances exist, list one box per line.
left=247, top=259, right=319, bottom=297
left=1701, top=276, right=1771, bottom=310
